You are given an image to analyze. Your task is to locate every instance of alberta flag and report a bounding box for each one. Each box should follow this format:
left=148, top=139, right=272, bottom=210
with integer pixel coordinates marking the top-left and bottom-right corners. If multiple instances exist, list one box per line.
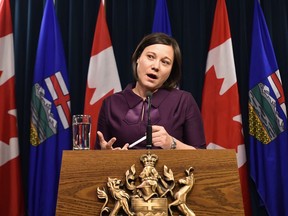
left=152, top=0, right=172, bottom=35
left=28, top=0, right=71, bottom=215
left=249, top=0, right=288, bottom=215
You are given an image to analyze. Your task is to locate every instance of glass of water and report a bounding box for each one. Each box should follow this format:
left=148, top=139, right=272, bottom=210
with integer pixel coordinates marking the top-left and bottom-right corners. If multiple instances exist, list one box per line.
left=72, top=114, right=91, bottom=150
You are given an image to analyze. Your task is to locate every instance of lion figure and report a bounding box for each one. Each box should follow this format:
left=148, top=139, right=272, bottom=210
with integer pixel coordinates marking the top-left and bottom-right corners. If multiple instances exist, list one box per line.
left=107, top=177, right=134, bottom=216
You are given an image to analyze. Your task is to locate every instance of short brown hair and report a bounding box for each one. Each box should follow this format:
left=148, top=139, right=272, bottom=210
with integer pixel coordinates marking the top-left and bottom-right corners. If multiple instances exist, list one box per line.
left=131, top=33, right=182, bottom=89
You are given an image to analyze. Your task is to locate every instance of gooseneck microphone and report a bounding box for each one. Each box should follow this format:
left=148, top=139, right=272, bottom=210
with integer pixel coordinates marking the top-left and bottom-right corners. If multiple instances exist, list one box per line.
left=146, top=91, right=153, bottom=149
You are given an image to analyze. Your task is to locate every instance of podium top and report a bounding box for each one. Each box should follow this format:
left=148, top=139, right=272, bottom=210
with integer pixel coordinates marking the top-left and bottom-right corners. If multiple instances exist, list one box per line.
left=57, top=149, right=244, bottom=216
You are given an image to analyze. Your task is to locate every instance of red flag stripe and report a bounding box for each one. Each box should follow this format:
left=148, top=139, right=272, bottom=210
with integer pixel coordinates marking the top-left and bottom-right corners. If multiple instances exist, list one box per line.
left=0, top=0, right=24, bottom=215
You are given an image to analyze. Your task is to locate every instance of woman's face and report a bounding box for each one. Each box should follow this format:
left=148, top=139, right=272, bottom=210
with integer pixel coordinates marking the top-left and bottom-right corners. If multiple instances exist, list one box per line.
left=136, top=44, right=174, bottom=92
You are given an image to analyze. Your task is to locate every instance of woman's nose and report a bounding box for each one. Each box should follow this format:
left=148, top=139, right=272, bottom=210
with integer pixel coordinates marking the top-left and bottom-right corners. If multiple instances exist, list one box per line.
left=151, top=61, right=160, bottom=72
left=151, top=66, right=159, bottom=72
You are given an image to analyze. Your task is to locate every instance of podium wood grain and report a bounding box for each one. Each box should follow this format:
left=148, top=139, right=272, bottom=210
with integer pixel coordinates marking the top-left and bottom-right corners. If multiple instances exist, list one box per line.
left=56, top=149, right=244, bottom=216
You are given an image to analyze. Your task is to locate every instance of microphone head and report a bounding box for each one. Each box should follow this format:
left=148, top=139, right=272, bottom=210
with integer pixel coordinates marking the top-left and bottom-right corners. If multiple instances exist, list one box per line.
left=146, top=91, right=152, bottom=98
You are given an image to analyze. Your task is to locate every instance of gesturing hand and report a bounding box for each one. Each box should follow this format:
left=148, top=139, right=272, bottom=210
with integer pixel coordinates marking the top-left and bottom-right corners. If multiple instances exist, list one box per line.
left=97, top=131, right=129, bottom=150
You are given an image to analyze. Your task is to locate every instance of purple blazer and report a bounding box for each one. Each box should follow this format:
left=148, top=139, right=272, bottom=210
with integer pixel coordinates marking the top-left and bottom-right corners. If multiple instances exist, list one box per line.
left=96, top=84, right=206, bottom=149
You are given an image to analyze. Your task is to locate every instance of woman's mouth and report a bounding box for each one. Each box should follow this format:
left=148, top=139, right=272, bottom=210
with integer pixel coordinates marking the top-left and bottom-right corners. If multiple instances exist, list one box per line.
left=147, top=74, right=157, bottom=79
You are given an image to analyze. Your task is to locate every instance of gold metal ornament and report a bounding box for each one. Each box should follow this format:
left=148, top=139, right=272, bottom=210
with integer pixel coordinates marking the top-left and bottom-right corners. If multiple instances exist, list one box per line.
left=97, top=152, right=196, bottom=216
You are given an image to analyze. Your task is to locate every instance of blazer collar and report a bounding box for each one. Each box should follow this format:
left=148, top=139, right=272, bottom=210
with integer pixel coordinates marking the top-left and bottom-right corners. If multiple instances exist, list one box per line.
left=123, top=83, right=171, bottom=109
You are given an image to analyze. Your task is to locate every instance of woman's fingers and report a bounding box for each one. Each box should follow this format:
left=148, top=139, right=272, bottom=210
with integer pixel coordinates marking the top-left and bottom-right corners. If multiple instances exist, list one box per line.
left=97, top=131, right=128, bottom=150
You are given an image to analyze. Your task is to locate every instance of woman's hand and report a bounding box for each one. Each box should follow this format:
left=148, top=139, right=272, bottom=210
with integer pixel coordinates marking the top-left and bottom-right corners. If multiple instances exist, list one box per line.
left=151, top=125, right=196, bottom=150
left=97, top=131, right=129, bottom=150
left=151, top=125, right=172, bottom=149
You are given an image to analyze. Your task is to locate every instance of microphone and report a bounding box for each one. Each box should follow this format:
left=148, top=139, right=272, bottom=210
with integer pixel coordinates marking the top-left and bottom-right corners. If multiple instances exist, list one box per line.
left=146, top=91, right=152, bottom=149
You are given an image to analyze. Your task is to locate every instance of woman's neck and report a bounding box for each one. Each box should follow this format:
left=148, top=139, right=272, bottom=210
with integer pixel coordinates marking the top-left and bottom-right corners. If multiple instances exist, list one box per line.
left=132, top=83, right=158, bottom=99
left=132, top=85, right=146, bottom=99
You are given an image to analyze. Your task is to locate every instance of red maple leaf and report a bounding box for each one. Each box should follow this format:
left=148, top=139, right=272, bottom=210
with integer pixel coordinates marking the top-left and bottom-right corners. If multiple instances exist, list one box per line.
left=0, top=76, right=18, bottom=145
left=202, top=66, right=244, bottom=150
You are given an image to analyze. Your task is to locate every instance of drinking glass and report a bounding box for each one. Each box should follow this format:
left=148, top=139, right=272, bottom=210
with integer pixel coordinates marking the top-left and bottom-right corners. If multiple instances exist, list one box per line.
left=72, top=114, right=91, bottom=150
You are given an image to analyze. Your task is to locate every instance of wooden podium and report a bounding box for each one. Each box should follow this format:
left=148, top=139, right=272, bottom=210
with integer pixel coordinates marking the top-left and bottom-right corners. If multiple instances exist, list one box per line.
left=56, top=149, right=244, bottom=215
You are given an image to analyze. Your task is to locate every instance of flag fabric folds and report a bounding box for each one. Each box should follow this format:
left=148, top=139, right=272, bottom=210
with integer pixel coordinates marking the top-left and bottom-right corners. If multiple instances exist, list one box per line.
left=28, top=0, right=71, bottom=215
left=152, top=0, right=172, bottom=35
left=0, top=0, right=24, bottom=215
left=201, top=0, right=251, bottom=215
left=84, top=0, right=121, bottom=149
left=249, top=0, right=288, bottom=215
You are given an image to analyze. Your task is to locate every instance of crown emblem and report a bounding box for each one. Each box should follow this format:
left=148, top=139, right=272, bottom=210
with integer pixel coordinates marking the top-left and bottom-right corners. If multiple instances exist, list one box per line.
left=140, top=152, right=158, bottom=167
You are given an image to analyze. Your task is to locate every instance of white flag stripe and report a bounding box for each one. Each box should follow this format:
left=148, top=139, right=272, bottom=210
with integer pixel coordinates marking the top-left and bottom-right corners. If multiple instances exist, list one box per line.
left=67, top=100, right=71, bottom=111
left=0, top=138, right=19, bottom=166
left=55, top=71, right=69, bottom=94
left=237, top=144, right=247, bottom=168
left=206, top=143, right=225, bottom=149
left=45, top=77, right=57, bottom=100
left=205, top=38, right=236, bottom=95
left=0, top=109, right=18, bottom=166
left=0, top=34, right=15, bottom=85
left=268, top=70, right=287, bottom=116
left=87, top=46, right=122, bottom=104
left=281, top=104, right=287, bottom=117
left=275, top=70, right=282, bottom=84
left=268, top=71, right=281, bottom=99
left=56, top=105, right=69, bottom=129
left=207, top=142, right=246, bottom=168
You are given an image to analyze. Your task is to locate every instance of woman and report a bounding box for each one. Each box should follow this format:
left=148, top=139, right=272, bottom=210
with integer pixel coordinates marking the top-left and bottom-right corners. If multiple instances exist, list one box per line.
left=96, top=32, right=206, bottom=150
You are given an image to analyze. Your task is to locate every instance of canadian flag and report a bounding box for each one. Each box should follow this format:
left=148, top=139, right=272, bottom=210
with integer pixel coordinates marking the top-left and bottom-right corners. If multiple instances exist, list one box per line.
left=201, top=0, right=252, bottom=215
left=0, top=0, right=24, bottom=215
left=84, top=0, right=121, bottom=149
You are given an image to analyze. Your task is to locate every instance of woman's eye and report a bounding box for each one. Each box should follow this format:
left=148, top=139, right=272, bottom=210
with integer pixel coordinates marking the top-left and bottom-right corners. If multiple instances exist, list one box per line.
left=147, top=54, right=154, bottom=60
left=162, top=60, right=171, bottom=66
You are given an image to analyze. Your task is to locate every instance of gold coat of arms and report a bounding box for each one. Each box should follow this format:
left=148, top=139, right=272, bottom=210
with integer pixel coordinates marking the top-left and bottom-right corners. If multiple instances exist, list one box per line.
left=97, top=152, right=195, bottom=216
